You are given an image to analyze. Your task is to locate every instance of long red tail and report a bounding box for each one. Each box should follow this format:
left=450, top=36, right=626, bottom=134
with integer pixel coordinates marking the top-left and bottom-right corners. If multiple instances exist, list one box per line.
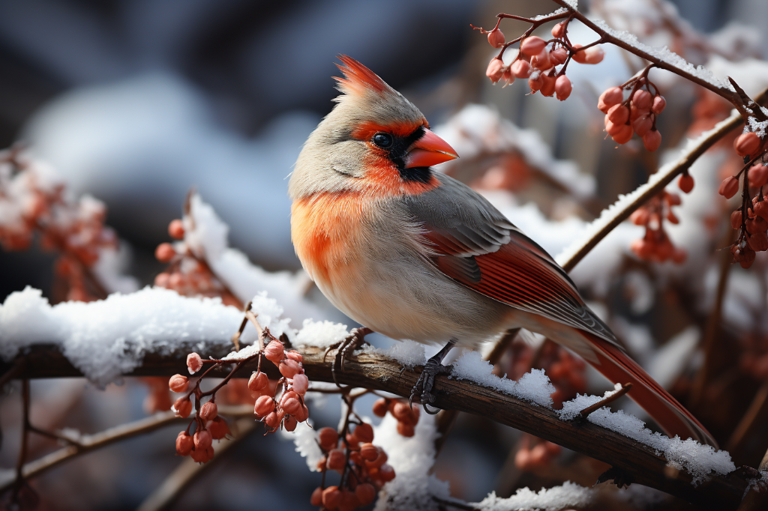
left=581, top=331, right=717, bottom=447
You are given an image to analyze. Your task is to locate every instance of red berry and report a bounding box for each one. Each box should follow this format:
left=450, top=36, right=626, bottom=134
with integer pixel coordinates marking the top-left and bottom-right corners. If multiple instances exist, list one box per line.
left=372, top=398, right=388, bottom=417
left=539, top=72, right=556, bottom=97
left=208, top=417, right=231, bottom=440
left=396, top=421, right=415, bottom=437
left=486, top=58, right=504, bottom=84
left=632, top=114, right=653, bottom=137
left=327, top=449, right=346, bottom=471
left=360, top=443, right=378, bottom=461
left=528, top=73, right=543, bottom=93
left=632, top=90, right=652, bottom=110
left=642, top=129, right=662, bottom=151
left=598, top=87, right=623, bottom=113
left=318, top=427, right=339, bottom=451
left=254, top=395, right=275, bottom=417
left=555, top=75, right=572, bottom=101
left=292, top=373, right=309, bottom=395
left=264, top=411, right=281, bottom=429
left=248, top=371, right=269, bottom=392
left=719, top=176, right=740, bottom=199
left=186, top=353, right=203, bottom=374
left=550, top=47, right=568, bottom=65
left=734, top=132, right=761, bottom=158
left=584, top=46, right=605, bottom=64
left=322, top=487, right=342, bottom=510
left=168, top=374, right=188, bottom=393
left=353, top=422, right=374, bottom=443
left=731, top=210, right=743, bottom=230
left=176, top=431, right=194, bottom=456
left=264, top=341, right=284, bottom=364
left=279, top=359, right=302, bottom=379
left=748, top=164, right=768, bottom=188
left=173, top=397, right=193, bottom=418
left=283, top=415, right=298, bottom=432
left=520, top=36, right=546, bottom=56
left=651, top=95, right=666, bottom=114
left=611, top=124, right=633, bottom=144
left=607, top=104, right=630, bottom=125
left=379, top=464, right=396, bottom=482
left=551, top=22, right=566, bottom=38
left=511, top=59, right=532, bottom=79
left=285, top=351, right=303, bottom=363
left=531, top=49, right=552, bottom=71
left=678, top=174, right=694, bottom=194
left=487, top=28, right=505, bottom=48
left=168, top=219, right=185, bottom=239
left=194, top=429, right=212, bottom=450
left=199, top=401, right=218, bottom=421
left=355, top=483, right=377, bottom=506
left=310, top=487, right=323, bottom=506
left=155, top=243, right=176, bottom=263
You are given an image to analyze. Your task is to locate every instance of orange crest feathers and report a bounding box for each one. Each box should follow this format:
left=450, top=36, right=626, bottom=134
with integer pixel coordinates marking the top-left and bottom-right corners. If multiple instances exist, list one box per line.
left=334, top=55, right=392, bottom=98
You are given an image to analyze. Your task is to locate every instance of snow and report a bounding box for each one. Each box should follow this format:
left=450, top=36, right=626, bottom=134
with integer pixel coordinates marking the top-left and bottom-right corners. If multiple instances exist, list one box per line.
left=373, top=339, right=426, bottom=368
left=293, top=319, right=350, bottom=349
left=283, top=418, right=324, bottom=472
left=559, top=388, right=735, bottom=485
left=186, top=193, right=324, bottom=327
left=373, top=414, right=450, bottom=511
left=474, top=482, right=594, bottom=510
left=0, top=286, right=250, bottom=387
left=451, top=351, right=555, bottom=408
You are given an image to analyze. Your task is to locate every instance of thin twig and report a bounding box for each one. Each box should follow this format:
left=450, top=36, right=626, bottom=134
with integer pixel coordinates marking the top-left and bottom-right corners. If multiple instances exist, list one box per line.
left=0, top=404, right=253, bottom=493
left=579, top=383, right=633, bottom=418
left=726, top=381, right=768, bottom=455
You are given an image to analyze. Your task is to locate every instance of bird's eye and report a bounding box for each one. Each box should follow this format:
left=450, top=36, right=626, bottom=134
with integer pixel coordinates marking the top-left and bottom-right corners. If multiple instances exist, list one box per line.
left=372, top=133, right=393, bottom=148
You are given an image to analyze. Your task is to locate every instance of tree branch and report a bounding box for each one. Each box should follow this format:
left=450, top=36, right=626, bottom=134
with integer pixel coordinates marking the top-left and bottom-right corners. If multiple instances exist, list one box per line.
left=558, top=87, right=768, bottom=272
left=2, top=342, right=756, bottom=509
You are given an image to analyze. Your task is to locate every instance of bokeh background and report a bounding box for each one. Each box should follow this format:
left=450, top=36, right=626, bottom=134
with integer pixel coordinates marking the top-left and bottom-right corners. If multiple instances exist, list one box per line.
left=2, top=0, right=768, bottom=509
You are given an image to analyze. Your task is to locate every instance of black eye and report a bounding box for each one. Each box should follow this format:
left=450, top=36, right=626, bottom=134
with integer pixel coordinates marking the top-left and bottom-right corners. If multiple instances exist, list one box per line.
left=372, top=133, right=393, bottom=148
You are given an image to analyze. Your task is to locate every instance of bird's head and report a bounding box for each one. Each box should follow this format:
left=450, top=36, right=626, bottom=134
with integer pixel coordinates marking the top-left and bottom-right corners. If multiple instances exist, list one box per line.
left=290, top=56, right=458, bottom=199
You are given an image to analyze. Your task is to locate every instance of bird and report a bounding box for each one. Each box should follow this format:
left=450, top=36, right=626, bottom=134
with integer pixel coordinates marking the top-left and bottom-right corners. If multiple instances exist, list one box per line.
left=288, top=55, right=716, bottom=447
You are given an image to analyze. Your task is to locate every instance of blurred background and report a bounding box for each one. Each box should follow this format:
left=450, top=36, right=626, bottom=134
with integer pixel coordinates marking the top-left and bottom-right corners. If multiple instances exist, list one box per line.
left=1, top=0, right=768, bottom=509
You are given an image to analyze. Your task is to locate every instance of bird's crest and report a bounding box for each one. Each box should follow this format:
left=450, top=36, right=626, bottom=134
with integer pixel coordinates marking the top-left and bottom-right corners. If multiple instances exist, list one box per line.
left=334, top=55, right=392, bottom=98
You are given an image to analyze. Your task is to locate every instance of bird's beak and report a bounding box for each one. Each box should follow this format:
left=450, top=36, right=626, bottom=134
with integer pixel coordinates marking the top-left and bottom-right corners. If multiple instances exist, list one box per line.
left=404, top=129, right=458, bottom=169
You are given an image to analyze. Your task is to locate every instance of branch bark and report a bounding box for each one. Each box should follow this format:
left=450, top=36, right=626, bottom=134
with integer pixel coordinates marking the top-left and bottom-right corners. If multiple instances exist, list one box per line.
left=2, top=342, right=756, bottom=510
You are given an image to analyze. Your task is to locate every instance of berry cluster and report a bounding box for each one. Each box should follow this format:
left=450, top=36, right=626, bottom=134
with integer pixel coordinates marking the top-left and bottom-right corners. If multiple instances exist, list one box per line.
left=169, top=310, right=311, bottom=464
left=251, top=341, right=310, bottom=432
left=0, top=147, right=117, bottom=301
left=480, top=18, right=604, bottom=101
left=312, top=422, right=393, bottom=511
left=371, top=397, right=420, bottom=437
left=629, top=190, right=687, bottom=264
left=718, top=131, right=768, bottom=268
left=598, top=74, right=666, bottom=150
left=154, top=214, right=241, bottom=308
left=170, top=362, right=231, bottom=464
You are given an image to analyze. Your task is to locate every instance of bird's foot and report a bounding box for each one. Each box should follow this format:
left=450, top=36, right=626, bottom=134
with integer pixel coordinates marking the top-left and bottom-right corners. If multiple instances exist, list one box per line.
left=410, top=355, right=451, bottom=415
left=323, top=327, right=373, bottom=387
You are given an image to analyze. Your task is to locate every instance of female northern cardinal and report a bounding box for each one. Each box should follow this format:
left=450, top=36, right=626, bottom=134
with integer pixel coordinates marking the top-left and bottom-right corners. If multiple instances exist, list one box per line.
left=289, top=56, right=716, bottom=446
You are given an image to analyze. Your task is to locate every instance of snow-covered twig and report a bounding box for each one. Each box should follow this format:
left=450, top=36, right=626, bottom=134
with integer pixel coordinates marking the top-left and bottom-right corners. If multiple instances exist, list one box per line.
left=557, top=87, right=768, bottom=272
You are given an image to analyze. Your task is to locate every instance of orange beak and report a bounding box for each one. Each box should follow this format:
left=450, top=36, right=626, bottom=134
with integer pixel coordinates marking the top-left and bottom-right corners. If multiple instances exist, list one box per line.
left=404, top=129, right=458, bottom=169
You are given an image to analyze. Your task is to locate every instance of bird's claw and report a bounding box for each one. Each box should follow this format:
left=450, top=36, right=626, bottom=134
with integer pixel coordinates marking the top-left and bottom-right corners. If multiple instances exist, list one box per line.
left=409, top=357, right=450, bottom=414
left=323, top=327, right=372, bottom=387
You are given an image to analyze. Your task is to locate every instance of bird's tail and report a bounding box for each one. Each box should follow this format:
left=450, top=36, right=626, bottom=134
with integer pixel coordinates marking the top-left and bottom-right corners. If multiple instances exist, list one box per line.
left=580, top=331, right=717, bottom=447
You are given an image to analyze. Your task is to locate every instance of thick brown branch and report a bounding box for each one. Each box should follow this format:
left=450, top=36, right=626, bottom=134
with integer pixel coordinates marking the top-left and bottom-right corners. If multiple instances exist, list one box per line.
left=2, top=342, right=755, bottom=509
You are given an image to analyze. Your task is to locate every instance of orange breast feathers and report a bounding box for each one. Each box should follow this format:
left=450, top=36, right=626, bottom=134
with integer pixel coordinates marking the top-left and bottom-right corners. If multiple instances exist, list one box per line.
left=291, top=192, right=370, bottom=284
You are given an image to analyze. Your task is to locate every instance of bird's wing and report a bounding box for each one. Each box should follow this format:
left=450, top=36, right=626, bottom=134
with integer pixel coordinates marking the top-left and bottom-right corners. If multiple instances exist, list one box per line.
left=404, top=173, right=620, bottom=347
